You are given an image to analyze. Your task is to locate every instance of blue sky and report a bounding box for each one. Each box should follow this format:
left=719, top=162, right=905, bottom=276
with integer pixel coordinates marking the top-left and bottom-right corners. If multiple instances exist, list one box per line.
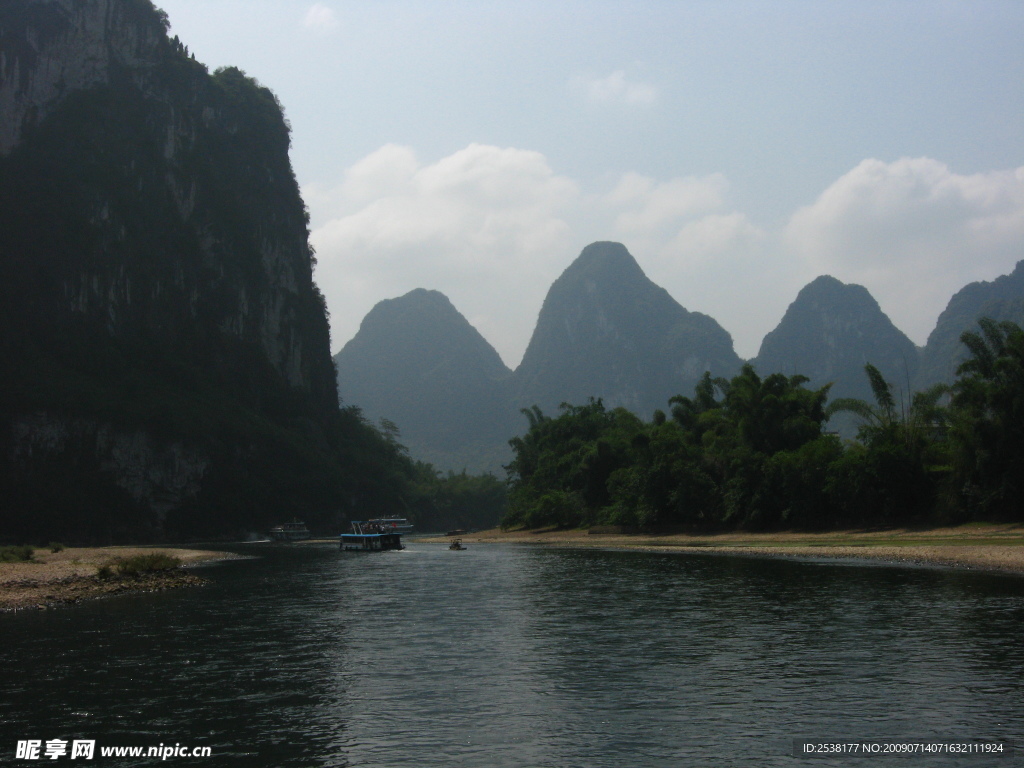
left=157, top=0, right=1024, bottom=364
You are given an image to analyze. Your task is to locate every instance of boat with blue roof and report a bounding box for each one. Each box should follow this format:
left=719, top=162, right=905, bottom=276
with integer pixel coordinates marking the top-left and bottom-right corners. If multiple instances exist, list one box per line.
left=339, top=518, right=409, bottom=551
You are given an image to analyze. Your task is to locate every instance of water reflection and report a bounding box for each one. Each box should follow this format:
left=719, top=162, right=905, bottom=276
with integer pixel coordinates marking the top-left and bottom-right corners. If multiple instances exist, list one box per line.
left=1, top=543, right=1022, bottom=767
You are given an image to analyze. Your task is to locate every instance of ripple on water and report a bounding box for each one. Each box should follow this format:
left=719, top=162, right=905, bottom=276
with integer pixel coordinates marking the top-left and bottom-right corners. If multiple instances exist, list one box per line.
left=1, top=543, right=1022, bottom=767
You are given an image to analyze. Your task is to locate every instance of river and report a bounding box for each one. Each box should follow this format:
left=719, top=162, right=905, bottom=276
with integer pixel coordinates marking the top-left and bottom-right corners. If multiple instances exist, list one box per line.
left=2, top=542, right=1022, bottom=766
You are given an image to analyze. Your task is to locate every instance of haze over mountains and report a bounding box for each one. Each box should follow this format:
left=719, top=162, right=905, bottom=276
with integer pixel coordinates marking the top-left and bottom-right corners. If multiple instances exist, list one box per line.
left=335, top=243, right=1024, bottom=473
left=335, top=288, right=517, bottom=472
left=515, top=242, right=741, bottom=418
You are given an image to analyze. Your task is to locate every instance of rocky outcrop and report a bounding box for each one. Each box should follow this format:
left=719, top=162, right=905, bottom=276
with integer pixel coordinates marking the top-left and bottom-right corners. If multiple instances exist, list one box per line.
left=0, top=0, right=168, bottom=155
left=0, top=0, right=336, bottom=408
left=8, top=412, right=208, bottom=524
left=513, top=241, right=742, bottom=417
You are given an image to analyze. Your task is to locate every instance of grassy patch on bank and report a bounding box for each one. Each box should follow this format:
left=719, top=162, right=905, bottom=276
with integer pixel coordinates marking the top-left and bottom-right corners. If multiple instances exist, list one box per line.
left=0, top=545, right=35, bottom=562
left=97, top=552, right=183, bottom=580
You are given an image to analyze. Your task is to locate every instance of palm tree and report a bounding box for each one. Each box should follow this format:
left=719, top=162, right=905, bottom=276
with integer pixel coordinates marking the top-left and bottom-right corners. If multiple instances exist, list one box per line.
left=950, top=318, right=1024, bottom=518
left=827, top=363, right=948, bottom=449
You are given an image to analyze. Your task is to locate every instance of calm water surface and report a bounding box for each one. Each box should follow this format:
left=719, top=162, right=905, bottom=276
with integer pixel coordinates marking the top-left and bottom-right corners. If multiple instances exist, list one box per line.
left=2, top=543, right=1023, bottom=767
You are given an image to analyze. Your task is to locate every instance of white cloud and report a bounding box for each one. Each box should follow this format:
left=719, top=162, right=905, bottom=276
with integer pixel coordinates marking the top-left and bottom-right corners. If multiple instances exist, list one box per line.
left=604, top=172, right=728, bottom=235
left=785, top=158, right=1024, bottom=344
left=668, top=213, right=766, bottom=265
left=309, top=144, right=581, bottom=366
left=311, top=144, right=778, bottom=362
left=575, top=70, right=658, bottom=106
left=302, top=3, right=339, bottom=35
left=311, top=146, right=1024, bottom=367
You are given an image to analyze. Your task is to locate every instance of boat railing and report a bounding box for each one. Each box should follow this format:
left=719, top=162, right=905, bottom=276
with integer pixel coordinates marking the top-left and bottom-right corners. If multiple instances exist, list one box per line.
left=351, top=519, right=409, bottom=535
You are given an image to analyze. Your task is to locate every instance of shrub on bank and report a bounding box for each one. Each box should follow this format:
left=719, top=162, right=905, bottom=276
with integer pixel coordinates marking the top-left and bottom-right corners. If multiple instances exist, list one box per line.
left=97, top=552, right=183, bottom=579
left=0, top=545, right=35, bottom=562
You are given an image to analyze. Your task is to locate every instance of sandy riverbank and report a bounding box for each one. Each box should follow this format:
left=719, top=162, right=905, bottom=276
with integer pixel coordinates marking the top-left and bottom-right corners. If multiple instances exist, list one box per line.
left=0, top=547, right=236, bottom=612
left=415, top=523, right=1024, bottom=574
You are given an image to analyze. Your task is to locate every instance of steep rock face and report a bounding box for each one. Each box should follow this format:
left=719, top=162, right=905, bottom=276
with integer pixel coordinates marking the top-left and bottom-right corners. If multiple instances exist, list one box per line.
left=0, top=0, right=164, bottom=154
left=513, top=242, right=742, bottom=417
left=0, top=0, right=336, bottom=408
left=335, top=289, right=515, bottom=473
left=0, top=0, right=340, bottom=541
left=754, top=275, right=918, bottom=405
left=917, top=261, right=1024, bottom=389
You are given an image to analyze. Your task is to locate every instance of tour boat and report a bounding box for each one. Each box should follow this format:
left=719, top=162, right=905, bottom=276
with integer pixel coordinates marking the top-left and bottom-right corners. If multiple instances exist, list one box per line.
left=339, top=519, right=405, bottom=551
left=268, top=521, right=311, bottom=541
left=367, top=516, right=414, bottom=534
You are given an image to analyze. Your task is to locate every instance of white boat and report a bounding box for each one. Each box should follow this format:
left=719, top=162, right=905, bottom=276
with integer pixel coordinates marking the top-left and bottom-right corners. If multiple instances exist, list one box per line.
left=268, top=521, right=311, bottom=541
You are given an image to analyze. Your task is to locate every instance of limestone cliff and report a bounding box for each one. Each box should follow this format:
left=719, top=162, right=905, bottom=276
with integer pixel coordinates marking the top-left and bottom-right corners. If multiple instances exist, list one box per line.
left=0, top=0, right=336, bottom=407
left=1, top=0, right=165, bottom=154
left=0, top=0, right=348, bottom=542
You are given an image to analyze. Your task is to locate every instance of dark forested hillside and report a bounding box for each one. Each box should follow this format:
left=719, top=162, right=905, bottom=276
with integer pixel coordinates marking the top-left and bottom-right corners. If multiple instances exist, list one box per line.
left=0, top=0, right=414, bottom=542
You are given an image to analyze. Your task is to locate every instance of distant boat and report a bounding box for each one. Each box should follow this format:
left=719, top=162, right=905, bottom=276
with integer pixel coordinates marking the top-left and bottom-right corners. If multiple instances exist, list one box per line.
left=340, top=519, right=405, bottom=552
left=449, top=538, right=466, bottom=550
left=268, top=521, right=311, bottom=542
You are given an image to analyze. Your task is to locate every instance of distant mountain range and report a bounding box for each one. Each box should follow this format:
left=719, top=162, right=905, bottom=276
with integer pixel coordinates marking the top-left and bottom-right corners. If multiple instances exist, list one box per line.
left=335, top=243, right=1024, bottom=474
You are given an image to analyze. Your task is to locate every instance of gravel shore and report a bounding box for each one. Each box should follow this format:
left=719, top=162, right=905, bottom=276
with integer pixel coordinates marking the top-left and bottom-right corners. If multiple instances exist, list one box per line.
left=427, top=524, right=1024, bottom=575
left=0, top=547, right=236, bottom=612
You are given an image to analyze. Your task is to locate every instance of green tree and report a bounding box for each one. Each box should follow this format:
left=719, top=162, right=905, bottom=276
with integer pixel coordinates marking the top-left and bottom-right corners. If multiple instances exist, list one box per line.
left=503, top=399, right=643, bottom=529
left=949, top=319, right=1024, bottom=519
left=826, top=363, right=950, bottom=524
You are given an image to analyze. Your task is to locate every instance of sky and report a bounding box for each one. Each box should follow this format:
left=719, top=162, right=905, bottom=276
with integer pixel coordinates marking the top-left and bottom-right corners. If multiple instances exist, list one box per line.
left=156, top=0, right=1024, bottom=365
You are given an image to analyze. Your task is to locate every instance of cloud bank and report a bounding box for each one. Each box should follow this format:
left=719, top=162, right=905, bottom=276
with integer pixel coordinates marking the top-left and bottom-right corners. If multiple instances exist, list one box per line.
left=309, top=148, right=1024, bottom=366
left=787, top=158, right=1024, bottom=343
left=307, top=144, right=580, bottom=366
